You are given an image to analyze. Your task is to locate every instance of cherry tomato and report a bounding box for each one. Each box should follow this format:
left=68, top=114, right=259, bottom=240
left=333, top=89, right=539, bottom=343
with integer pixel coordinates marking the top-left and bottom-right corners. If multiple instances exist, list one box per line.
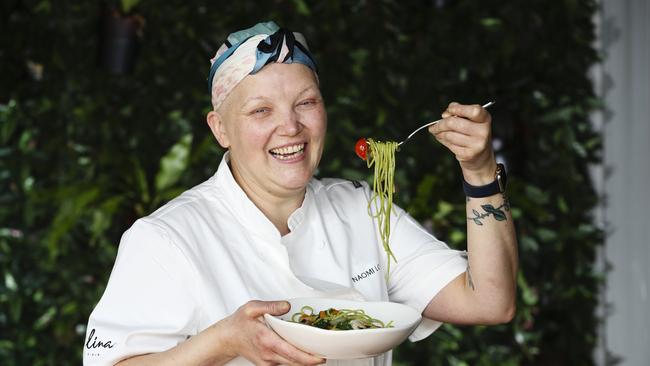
left=354, top=138, right=369, bottom=160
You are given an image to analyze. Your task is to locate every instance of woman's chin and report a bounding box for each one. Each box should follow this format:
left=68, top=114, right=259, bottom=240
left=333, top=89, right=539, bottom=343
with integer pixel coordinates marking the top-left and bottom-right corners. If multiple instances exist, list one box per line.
left=273, top=171, right=313, bottom=192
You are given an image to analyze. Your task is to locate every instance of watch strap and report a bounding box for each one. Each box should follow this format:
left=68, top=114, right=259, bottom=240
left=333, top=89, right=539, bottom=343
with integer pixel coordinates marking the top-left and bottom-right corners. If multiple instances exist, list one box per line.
left=462, top=163, right=506, bottom=198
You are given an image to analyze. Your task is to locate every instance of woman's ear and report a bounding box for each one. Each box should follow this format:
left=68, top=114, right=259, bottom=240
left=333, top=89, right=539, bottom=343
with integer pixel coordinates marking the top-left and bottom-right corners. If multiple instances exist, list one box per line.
left=206, top=110, right=230, bottom=149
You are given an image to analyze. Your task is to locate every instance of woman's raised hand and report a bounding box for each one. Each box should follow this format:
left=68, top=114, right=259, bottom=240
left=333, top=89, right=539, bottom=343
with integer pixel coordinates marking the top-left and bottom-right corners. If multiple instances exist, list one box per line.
left=428, top=102, right=497, bottom=185
left=218, top=300, right=325, bottom=366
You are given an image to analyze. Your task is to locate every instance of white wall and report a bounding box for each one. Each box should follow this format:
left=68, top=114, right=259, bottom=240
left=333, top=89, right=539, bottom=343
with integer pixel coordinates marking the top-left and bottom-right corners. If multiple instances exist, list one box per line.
left=595, top=0, right=650, bottom=364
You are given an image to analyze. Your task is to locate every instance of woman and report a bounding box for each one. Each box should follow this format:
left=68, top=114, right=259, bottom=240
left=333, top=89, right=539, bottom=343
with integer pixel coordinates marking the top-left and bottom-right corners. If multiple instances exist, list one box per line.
left=84, top=21, right=517, bottom=366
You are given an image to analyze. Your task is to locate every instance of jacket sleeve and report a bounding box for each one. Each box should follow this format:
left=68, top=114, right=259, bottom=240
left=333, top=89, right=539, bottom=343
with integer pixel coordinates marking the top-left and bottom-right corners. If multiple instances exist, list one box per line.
left=83, top=219, right=202, bottom=365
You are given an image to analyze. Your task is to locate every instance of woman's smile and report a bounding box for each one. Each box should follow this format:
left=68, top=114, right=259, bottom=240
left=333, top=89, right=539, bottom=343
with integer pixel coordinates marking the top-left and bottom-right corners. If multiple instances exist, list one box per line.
left=269, top=142, right=307, bottom=161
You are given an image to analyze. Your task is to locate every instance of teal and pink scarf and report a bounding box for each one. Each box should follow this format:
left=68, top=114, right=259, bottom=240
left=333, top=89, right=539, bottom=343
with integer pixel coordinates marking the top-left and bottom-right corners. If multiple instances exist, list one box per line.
left=208, top=21, right=318, bottom=110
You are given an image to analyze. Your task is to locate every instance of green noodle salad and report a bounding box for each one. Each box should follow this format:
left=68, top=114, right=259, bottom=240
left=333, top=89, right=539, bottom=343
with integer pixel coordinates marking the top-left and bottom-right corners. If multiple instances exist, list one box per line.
left=291, top=306, right=394, bottom=330
left=365, top=139, right=399, bottom=276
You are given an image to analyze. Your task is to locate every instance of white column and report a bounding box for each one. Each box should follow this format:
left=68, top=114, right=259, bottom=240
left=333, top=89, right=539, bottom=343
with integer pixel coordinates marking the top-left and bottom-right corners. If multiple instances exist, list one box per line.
left=596, top=0, right=650, bottom=364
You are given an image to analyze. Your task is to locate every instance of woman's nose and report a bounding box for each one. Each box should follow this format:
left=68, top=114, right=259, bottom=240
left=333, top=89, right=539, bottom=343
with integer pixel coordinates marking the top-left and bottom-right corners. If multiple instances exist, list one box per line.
left=277, top=109, right=302, bottom=136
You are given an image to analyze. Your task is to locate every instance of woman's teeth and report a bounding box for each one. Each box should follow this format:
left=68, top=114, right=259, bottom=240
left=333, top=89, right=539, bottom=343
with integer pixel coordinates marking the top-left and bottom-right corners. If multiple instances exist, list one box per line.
left=270, top=144, right=305, bottom=160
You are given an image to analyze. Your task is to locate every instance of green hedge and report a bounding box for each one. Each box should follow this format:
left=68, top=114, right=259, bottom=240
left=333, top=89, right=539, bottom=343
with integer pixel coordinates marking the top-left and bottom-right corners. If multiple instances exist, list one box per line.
left=0, top=1, right=602, bottom=365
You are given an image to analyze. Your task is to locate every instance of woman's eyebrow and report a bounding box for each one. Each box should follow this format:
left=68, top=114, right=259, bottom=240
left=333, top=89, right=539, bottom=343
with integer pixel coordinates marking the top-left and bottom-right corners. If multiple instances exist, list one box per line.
left=239, top=96, right=268, bottom=110
left=296, top=85, right=319, bottom=96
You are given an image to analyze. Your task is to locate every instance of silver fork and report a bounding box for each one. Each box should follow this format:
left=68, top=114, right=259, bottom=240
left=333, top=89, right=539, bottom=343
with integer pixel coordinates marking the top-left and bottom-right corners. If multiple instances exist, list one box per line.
left=397, top=101, right=495, bottom=147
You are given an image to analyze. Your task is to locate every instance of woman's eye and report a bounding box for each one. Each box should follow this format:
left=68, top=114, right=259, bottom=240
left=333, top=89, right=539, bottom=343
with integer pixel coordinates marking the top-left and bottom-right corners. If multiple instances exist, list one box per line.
left=251, top=107, right=269, bottom=114
left=299, top=99, right=317, bottom=106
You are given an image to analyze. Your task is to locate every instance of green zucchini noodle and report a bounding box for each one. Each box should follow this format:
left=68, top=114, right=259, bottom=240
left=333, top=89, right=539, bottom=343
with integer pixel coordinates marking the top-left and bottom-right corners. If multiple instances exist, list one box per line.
left=290, top=305, right=394, bottom=330
left=365, top=139, right=399, bottom=277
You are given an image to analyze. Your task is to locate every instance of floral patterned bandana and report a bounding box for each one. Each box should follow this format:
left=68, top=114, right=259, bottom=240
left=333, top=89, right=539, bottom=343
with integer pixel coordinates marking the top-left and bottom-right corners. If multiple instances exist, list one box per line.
left=207, top=21, right=318, bottom=110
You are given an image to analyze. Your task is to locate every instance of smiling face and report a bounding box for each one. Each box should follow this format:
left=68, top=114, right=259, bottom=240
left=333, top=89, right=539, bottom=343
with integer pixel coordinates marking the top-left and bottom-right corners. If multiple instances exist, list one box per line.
left=207, top=63, right=327, bottom=200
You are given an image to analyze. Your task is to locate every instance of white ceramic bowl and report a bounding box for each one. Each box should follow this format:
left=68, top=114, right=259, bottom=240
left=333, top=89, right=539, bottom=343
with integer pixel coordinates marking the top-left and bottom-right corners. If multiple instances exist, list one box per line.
left=264, top=297, right=422, bottom=359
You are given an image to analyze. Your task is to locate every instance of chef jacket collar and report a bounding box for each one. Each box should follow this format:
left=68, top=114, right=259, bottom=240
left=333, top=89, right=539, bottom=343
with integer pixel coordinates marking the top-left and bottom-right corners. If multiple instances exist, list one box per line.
left=215, top=152, right=320, bottom=240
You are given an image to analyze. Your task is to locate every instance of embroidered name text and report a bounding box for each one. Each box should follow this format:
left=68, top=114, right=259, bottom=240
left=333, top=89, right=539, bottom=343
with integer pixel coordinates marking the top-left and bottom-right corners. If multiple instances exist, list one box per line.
left=351, top=264, right=380, bottom=283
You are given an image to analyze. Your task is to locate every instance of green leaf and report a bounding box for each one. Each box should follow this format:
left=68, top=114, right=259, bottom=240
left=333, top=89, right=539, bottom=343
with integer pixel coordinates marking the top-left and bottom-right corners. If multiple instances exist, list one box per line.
left=8, top=296, right=22, bottom=323
left=155, top=134, right=193, bottom=193
left=480, top=18, right=503, bottom=28
left=0, top=340, right=14, bottom=352
left=4, top=272, right=17, bottom=291
left=61, top=302, right=77, bottom=315
left=537, top=228, right=557, bottom=242
left=525, top=185, right=549, bottom=205
left=449, top=229, right=466, bottom=245
left=520, top=235, right=539, bottom=252
left=292, top=0, right=311, bottom=16
left=557, top=196, right=569, bottom=213
left=90, top=196, right=124, bottom=244
left=34, top=306, right=57, bottom=331
left=132, top=158, right=150, bottom=204
left=46, top=186, right=101, bottom=260
left=518, top=272, right=538, bottom=305
left=34, top=0, right=51, bottom=13
left=435, top=200, right=454, bottom=218
left=121, top=0, right=140, bottom=14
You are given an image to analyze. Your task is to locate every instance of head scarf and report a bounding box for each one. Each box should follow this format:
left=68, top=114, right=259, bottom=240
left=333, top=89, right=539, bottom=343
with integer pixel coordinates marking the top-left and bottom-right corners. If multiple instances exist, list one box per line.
left=208, top=21, right=318, bottom=110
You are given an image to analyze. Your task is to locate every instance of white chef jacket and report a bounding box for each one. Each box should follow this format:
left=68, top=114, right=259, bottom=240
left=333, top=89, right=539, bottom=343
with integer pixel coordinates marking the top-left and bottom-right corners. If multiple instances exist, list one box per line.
left=84, top=153, right=467, bottom=366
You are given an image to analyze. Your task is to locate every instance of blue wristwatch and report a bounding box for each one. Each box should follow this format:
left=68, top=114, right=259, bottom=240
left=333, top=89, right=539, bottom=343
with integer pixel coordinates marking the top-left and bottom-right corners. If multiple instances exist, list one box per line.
left=462, top=163, right=507, bottom=198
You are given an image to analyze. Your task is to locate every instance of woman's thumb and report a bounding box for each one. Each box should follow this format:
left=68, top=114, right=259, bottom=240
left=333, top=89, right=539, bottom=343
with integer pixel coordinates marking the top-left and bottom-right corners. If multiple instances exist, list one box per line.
left=266, top=300, right=291, bottom=315
left=245, top=300, right=290, bottom=317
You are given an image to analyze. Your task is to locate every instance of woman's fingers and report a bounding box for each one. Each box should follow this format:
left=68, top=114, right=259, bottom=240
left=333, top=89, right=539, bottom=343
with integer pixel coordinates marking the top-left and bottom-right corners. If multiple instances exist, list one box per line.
left=269, top=332, right=325, bottom=365
left=430, top=116, right=480, bottom=136
left=434, top=132, right=487, bottom=163
left=435, top=130, right=473, bottom=148
left=445, top=102, right=491, bottom=123
left=232, top=300, right=325, bottom=365
left=429, top=102, right=494, bottom=172
left=431, top=119, right=489, bottom=147
left=256, top=328, right=324, bottom=365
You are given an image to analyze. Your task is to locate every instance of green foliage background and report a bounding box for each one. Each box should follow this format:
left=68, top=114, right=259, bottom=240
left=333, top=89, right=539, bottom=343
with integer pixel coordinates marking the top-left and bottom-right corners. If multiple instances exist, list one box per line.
left=1, top=0, right=602, bottom=365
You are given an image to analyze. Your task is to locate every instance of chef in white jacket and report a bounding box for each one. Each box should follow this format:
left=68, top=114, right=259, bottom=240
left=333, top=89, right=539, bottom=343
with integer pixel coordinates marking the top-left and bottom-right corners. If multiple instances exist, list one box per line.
left=84, top=21, right=517, bottom=366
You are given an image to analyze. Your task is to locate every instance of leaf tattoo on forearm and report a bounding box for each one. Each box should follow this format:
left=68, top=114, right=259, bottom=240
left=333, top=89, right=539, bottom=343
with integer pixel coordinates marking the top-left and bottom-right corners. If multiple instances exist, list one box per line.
left=467, top=198, right=510, bottom=226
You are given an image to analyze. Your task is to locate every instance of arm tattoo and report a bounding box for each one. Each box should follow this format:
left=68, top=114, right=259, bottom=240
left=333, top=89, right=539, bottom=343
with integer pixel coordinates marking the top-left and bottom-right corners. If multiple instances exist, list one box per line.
left=466, top=196, right=510, bottom=226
